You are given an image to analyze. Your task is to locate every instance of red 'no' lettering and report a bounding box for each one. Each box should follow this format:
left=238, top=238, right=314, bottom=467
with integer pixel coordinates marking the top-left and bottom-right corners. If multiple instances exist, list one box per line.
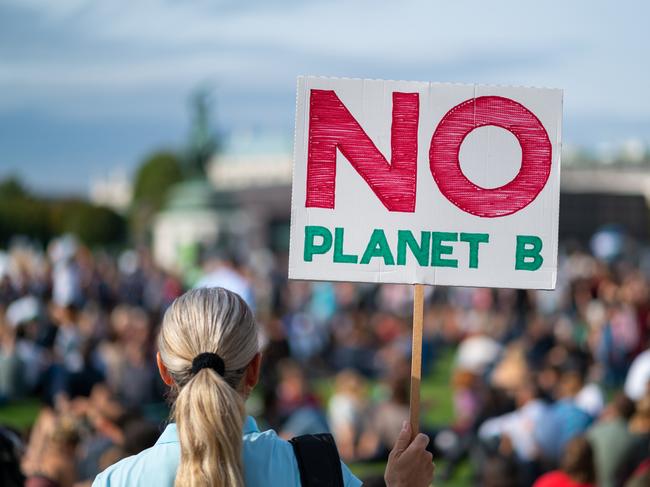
left=429, top=96, right=552, bottom=218
left=306, top=89, right=419, bottom=212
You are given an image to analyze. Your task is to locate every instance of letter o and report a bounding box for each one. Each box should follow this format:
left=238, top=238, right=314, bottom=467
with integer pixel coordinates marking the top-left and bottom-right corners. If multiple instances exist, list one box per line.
left=429, top=96, right=552, bottom=218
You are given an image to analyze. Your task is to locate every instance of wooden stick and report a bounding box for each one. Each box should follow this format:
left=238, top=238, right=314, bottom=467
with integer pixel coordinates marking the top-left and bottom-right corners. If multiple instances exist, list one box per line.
left=409, top=283, right=425, bottom=439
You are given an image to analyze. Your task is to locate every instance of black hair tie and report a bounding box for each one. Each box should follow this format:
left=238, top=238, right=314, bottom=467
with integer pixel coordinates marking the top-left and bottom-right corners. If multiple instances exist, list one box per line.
left=191, top=352, right=226, bottom=377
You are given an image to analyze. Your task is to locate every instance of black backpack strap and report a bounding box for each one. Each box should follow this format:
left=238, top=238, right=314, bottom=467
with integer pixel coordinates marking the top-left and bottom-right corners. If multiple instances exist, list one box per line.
left=289, top=433, right=345, bottom=487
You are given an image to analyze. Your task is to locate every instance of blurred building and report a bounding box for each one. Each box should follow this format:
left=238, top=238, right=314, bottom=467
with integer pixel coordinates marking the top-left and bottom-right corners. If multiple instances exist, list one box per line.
left=153, top=179, right=236, bottom=273
left=205, top=134, right=650, bottom=250
left=206, top=130, right=293, bottom=253
left=89, top=168, right=133, bottom=212
left=151, top=132, right=650, bottom=272
left=151, top=130, right=292, bottom=273
left=560, top=144, right=650, bottom=243
left=203, top=136, right=650, bottom=251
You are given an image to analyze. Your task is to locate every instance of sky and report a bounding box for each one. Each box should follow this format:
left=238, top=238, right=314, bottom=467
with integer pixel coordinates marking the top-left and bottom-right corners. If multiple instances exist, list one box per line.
left=0, top=0, right=649, bottom=195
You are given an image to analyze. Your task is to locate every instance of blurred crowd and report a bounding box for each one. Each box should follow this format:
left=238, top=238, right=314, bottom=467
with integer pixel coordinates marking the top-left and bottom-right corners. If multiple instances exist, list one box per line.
left=0, top=234, right=650, bottom=486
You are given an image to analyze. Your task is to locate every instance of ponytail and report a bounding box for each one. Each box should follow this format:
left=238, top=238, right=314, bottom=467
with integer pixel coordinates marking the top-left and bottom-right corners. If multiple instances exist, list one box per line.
left=173, top=368, right=245, bottom=487
left=158, top=288, right=259, bottom=487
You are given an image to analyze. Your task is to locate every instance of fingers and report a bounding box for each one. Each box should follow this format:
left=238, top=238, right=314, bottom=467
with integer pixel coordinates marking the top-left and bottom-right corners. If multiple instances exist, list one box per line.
left=403, top=432, right=430, bottom=458
left=390, top=421, right=412, bottom=457
left=402, top=433, right=434, bottom=473
left=410, top=436, right=434, bottom=486
left=426, top=459, right=435, bottom=483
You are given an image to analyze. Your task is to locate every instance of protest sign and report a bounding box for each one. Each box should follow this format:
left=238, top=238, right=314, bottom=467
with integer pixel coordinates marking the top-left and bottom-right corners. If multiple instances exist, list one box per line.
left=289, top=76, right=563, bottom=290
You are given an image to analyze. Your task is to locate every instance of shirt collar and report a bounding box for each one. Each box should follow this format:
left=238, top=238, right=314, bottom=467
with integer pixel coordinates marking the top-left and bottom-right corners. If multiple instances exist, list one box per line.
left=156, top=416, right=260, bottom=445
left=243, top=415, right=260, bottom=434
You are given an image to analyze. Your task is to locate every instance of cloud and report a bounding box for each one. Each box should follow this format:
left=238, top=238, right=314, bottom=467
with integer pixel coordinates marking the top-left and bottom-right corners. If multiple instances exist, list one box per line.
left=0, top=1, right=576, bottom=115
left=0, top=0, right=649, bottom=192
left=1, top=0, right=649, bottom=122
left=0, top=0, right=650, bottom=110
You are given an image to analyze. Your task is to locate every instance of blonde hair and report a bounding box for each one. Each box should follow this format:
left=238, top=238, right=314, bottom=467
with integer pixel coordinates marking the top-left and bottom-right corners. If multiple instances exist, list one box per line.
left=158, top=287, right=259, bottom=487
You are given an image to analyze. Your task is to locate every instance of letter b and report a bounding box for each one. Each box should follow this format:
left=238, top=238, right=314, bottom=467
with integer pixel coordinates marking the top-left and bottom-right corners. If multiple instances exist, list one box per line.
left=515, top=235, right=543, bottom=271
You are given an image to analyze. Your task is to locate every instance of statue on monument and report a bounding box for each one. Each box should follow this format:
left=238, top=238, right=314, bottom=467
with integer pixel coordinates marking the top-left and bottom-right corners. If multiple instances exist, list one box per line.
left=153, top=85, right=232, bottom=273
left=183, top=87, right=218, bottom=179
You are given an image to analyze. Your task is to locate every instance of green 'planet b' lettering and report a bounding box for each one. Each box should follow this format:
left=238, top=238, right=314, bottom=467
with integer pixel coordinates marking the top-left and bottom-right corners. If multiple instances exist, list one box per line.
left=304, top=226, right=332, bottom=262
left=431, top=232, right=458, bottom=268
left=515, top=235, right=543, bottom=271
left=460, top=233, right=489, bottom=269
left=334, top=227, right=358, bottom=263
left=397, top=230, right=431, bottom=266
left=361, top=229, right=395, bottom=265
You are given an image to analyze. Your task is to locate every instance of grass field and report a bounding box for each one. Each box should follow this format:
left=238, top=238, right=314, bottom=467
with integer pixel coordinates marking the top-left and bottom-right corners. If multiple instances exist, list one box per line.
left=345, top=347, right=472, bottom=486
left=0, top=397, right=41, bottom=431
left=0, top=347, right=471, bottom=485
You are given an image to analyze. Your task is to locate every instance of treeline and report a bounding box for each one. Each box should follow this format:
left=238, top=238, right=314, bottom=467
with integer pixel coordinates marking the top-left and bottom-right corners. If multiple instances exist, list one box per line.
left=0, top=178, right=125, bottom=247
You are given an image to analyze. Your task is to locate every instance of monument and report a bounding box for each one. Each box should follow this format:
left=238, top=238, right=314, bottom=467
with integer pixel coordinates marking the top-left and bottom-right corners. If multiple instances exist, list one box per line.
left=152, top=89, right=235, bottom=277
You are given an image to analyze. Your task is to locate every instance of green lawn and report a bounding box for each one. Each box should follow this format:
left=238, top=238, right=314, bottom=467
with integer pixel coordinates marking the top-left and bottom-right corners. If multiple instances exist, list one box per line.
left=0, top=347, right=470, bottom=485
left=346, top=347, right=472, bottom=486
left=311, top=347, right=470, bottom=485
left=0, top=397, right=41, bottom=431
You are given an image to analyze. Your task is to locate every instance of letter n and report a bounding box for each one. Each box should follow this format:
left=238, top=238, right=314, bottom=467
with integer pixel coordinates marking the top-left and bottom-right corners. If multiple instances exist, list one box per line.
left=306, top=89, right=419, bottom=212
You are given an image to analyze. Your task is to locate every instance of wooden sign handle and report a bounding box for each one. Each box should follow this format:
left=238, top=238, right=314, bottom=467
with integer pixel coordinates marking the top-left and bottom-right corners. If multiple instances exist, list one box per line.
left=409, top=283, right=425, bottom=439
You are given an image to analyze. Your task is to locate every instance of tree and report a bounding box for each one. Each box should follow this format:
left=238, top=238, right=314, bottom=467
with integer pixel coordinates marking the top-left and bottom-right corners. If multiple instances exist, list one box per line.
left=0, top=176, right=125, bottom=247
left=52, top=200, right=125, bottom=246
left=130, top=151, right=184, bottom=244
left=0, top=176, right=28, bottom=199
left=0, top=193, right=49, bottom=245
left=132, top=151, right=184, bottom=212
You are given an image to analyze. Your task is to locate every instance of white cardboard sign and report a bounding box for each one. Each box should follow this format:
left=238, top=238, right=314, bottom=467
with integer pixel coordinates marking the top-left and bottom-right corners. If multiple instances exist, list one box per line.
left=289, top=76, right=562, bottom=289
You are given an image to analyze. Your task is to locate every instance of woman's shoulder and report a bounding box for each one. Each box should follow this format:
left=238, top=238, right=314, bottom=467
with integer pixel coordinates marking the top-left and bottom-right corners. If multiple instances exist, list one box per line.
left=242, top=425, right=361, bottom=487
left=93, top=420, right=361, bottom=487
left=92, top=441, right=179, bottom=487
left=242, top=428, right=301, bottom=485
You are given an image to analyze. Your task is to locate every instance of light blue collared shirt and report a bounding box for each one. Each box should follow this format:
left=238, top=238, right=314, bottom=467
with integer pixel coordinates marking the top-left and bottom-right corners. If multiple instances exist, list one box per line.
left=93, top=416, right=362, bottom=487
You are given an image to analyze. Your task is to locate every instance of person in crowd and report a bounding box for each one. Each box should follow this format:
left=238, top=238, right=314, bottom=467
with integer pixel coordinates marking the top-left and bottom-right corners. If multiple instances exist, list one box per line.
left=0, top=313, right=24, bottom=402
left=624, top=457, right=650, bottom=487
left=535, top=363, right=594, bottom=465
left=3, top=294, right=51, bottom=398
left=357, top=374, right=411, bottom=461
left=20, top=383, right=158, bottom=487
left=478, top=379, right=547, bottom=470
left=93, top=287, right=434, bottom=487
left=328, top=369, right=369, bottom=460
left=617, top=392, right=650, bottom=483
left=22, top=408, right=79, bottom=487
left=480, top=454, right=519, bottom=487
left=451, top=368, right=483, bottom=434
left=625, top=347, right=650, bottom=401
left=533, top=436, right=596, bottom=487
left=587, top=392, right=636, bottom=487
left=0, top=425, right=24, bottom=487
left=274, top=359, right=330, bottom=438
left=195, top=251, right=255, bottom=309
